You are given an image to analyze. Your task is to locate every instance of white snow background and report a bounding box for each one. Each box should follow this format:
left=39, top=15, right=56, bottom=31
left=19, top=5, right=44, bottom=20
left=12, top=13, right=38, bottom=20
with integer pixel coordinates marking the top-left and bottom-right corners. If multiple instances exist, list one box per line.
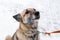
left=0, top=0, right=60, bottom=40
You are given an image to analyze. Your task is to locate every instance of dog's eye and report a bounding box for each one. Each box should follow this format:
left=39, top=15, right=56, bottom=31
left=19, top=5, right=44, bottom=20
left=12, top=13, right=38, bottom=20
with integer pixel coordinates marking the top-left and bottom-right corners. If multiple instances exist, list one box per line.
left=34, top=9, right=36, bottom=11
left=25, top=9, right=29, bottom=14
left=26, top=11, right=29, bottom=14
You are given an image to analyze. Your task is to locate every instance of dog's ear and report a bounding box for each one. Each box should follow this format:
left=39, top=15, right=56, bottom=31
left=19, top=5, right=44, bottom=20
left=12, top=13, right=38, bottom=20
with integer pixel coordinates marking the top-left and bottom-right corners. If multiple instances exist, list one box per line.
left=13, top=14, right=21, bottom=22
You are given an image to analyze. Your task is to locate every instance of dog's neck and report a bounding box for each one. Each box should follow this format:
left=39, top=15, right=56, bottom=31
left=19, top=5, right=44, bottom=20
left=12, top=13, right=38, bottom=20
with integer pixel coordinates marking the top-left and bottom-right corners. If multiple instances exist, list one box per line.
left=19, top=22, right=38, bottom=31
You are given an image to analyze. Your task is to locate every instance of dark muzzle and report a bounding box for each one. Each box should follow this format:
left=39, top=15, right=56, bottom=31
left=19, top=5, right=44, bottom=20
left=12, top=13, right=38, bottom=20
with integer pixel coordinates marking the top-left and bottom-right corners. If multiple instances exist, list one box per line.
left=34, top=11, right=40, bottom=19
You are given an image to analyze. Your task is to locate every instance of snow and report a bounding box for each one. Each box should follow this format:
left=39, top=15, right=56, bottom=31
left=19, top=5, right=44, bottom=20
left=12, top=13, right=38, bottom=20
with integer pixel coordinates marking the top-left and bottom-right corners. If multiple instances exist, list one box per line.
left=0, top=0, right=60, bottom=40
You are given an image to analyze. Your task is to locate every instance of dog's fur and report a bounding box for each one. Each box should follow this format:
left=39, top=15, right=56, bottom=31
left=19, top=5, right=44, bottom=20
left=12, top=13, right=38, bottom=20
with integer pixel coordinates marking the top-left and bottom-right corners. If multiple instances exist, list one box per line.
left=6, top=8, right=40, bottom=40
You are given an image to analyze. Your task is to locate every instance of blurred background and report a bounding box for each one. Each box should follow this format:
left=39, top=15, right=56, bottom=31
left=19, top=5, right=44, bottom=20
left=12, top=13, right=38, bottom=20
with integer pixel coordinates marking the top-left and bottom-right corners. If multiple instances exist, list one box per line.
left=0, top=0, right=60, bottom=40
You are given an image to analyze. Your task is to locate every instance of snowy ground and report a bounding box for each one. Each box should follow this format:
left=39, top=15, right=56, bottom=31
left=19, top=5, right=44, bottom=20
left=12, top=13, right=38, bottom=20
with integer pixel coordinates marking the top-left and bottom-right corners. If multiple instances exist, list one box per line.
left=0, top=0, right=60, bottom=40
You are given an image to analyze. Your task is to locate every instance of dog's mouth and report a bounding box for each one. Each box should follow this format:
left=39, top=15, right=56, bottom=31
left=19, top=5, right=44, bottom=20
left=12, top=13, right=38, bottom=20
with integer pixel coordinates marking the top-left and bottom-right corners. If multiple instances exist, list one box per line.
left=25, top=19, right=38, bottom=26
left=26, top=19, right=34, bottom=25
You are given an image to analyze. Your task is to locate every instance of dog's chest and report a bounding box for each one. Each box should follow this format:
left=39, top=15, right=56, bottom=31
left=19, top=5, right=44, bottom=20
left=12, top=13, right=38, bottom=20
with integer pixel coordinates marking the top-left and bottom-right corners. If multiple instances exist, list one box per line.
left=18, top=33, right=38, bottom=40
left=17, top=30, right=39, bottom=40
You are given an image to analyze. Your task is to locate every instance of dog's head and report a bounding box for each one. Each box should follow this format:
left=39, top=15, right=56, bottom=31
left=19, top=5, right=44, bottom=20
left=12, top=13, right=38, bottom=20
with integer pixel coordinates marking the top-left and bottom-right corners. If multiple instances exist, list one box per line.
left=13, top=8, right=40, bottom=26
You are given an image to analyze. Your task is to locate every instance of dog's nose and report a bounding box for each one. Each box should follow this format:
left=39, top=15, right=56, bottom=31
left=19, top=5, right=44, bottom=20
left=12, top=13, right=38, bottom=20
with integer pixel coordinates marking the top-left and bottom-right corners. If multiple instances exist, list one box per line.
left=34, top=11, right=40, bottom=19
left=35, top=11, right=39, bottom=16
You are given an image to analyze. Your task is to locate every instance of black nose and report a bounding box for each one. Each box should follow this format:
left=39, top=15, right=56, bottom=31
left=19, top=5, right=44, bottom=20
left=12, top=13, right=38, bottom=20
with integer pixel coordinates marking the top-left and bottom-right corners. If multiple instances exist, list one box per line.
left=35, top=11, right=39, bottom=16
left=34, top=11, right=40, bottom=19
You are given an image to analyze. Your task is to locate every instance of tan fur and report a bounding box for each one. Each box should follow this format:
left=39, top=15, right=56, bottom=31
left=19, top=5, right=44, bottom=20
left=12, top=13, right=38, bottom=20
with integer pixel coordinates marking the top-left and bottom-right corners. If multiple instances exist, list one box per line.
left=6, top=8, right=40, bottom=40
left=6, top=35, right=11, bottom=40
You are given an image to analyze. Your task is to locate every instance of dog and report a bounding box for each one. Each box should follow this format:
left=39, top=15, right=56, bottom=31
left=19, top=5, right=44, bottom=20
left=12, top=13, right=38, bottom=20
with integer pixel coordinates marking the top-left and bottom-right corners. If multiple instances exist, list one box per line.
left=6, top=8, right=40, bottom=40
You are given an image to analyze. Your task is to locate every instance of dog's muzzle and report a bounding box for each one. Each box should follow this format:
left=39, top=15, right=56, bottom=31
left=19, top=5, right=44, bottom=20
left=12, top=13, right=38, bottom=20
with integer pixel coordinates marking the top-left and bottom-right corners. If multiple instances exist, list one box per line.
left=34, top=11, right=40, bottom=19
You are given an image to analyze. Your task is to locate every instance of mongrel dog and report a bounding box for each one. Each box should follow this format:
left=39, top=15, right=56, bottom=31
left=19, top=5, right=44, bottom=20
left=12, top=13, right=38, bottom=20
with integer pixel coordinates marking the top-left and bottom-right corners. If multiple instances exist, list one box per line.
left=6, top=8, right=40, bottom=40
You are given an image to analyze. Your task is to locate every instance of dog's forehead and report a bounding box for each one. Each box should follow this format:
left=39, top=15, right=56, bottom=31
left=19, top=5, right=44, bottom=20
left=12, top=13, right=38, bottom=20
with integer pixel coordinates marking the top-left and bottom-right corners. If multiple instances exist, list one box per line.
left=27, top=8, right=36, bottom=11
left=20, top=8, right=36, bottom=16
